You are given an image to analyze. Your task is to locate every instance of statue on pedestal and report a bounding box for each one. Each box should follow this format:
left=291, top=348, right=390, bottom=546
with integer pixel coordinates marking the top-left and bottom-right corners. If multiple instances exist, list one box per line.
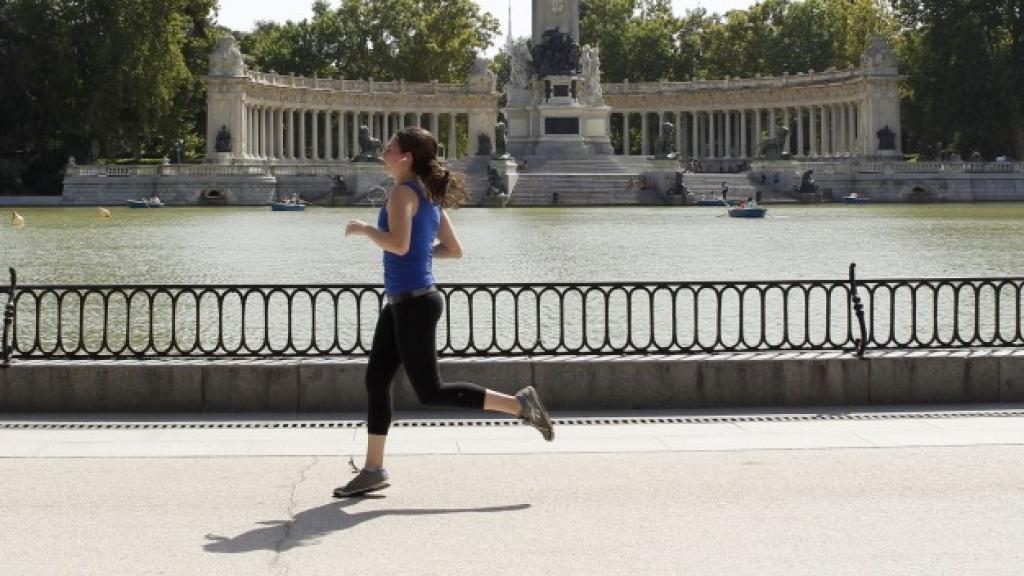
left=580, top=45, right=603, bottom=105
left=757, top=127, right=791, bottom=160
left=795, top=169, right=819, bottom=195
left=876, top=125, right=896, bottom=151
left=208, top=35, right=246, bottom=77
left=532, top=27, right=581, bottom=77
left=353, top=125, right=383, bottom=162
left=509, top=39, right=534, bottom=90
left=492, top=121, right=510, bottom=159
left=653, top=122, right=678, bottom=160
left=215, top=126, right=233, bottom=153
left=468, top=58, right=497, bottom=93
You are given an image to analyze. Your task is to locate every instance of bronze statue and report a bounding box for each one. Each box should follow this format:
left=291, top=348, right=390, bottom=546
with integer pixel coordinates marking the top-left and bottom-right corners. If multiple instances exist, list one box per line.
left=653, top=122, right=678, bottom=160
left=215, top=126, right=232, bottom=153
left=353, top=125, right=383, bottom=162
left=757, top=127, right=791, bottom=160
left=492, top=121, right=510, bottom=159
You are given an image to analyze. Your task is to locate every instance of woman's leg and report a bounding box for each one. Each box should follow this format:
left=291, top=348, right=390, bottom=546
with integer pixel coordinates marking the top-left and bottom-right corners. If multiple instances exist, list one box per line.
left=363, top=304, right=402, bottom=469
left=392, top=292, right=554, bottom=441
left=392, top=293, right=501, bottom=411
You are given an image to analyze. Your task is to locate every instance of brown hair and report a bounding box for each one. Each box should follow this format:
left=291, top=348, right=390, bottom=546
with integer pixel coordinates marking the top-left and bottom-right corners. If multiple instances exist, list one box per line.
left=394, top=126, right=469, bottom=208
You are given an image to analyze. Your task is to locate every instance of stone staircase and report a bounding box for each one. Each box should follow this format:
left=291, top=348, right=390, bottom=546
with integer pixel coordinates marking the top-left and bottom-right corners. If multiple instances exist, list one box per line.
left=501, top=155, right=663, bottom=206
left=506, top=173, right=642, bottom=206
left=683, top=172, right=796, bottom=203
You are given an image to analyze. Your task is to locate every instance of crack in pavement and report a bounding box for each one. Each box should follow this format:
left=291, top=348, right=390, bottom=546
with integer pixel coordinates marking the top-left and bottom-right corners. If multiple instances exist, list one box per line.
left=268, top=456, right=319, bottom=576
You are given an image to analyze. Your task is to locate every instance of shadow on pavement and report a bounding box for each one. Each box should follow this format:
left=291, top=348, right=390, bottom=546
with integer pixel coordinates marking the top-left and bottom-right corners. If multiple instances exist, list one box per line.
left=204, top=500, right=531, bottom=554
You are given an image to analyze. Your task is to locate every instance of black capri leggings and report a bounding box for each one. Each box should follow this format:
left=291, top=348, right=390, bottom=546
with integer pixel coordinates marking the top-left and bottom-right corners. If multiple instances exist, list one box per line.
left=365, top=291, right=486, bottom=435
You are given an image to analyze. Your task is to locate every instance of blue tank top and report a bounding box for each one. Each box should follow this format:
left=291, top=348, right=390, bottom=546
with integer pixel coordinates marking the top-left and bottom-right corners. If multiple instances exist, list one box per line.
left=378, top=180, right=440, bottom=295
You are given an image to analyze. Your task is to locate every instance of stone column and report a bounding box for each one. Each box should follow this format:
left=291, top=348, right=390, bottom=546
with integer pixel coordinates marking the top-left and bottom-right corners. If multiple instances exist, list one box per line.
left=251, top=107, right=257, bottom=158
left=688, top=112, right=696, bottom=157
left=709, top=111, right=717, bottom=159
left=258, top=107, right=266, bottom=159
left=822, top=106, right=831, bottom=157
left=337, top=111, right=347, bottom=160
left=782, top=108, right=791, bottom=154
left=811, top=106, right=819, bottom=156
left=641, top=112, right=649, bottom=156
left=324, top=111, right=333, bottom=161
left=298, top=110, right=307, bottom=161
left=246, top=106, right=253, bottom=159
left=739, top=110, right=747, bottom=158
left=724, top=111, right=732, bottom=158
left=310, top=110, right=319, bottom=161
left=834, top=104, right=843, bottom=156
left=768, top=108, right=776, bottom=139
left=280, top=108, right=288, bottom=158
left=753, top=109, right=762, bottom=157
left=415, top=112, right=422, bottom=128
left=796, top=107, right=805, bottom=157
left=272, top=108, right=280, bottom=159
left=430, top=113, right=440, bottom=138
left=448, top=113, right=458, bottom=159
left=623, top=113, right=631, bottom=156
left=834, top=104, right=842, bottom=155
left=847, top=103, right=856, bottom=154
left=677, top=112, right=686, bottom=158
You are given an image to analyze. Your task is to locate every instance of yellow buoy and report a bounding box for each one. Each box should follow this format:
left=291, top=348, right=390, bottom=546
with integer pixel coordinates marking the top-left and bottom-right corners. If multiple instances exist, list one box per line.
left=99, top=207, right=112, bottom=219
left=12, top=210, right=25, bottom=228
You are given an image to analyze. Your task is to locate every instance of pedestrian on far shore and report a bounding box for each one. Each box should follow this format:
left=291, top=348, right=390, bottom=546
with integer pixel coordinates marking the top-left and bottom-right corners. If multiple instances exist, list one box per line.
left=338, top=126, right=554, bottom=498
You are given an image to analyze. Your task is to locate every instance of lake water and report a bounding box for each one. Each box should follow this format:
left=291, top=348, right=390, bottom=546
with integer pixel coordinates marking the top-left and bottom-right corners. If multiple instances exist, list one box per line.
left=3, top=204, right=1024, bottom=286
left=3, top=204, right=1022, bottom=356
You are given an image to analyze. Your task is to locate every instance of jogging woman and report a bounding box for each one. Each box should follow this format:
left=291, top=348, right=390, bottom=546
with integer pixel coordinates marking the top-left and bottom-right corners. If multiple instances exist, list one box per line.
left=335, top=126, right=554, bottom=497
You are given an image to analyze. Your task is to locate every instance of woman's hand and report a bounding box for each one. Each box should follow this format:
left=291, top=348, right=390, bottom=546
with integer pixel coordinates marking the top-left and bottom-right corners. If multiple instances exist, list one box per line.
left=345, top=220, right=368, bottom=237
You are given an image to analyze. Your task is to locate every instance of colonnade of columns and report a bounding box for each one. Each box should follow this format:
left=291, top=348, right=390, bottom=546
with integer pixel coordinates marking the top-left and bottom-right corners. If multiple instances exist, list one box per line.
left=241, top=106, right=466, bottom=161
left=613, top=103, right=863, bottom=159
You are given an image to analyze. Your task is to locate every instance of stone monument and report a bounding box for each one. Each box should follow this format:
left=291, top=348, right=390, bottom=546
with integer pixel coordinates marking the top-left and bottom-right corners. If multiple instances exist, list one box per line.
left=502, top=0, right=613, bottom=158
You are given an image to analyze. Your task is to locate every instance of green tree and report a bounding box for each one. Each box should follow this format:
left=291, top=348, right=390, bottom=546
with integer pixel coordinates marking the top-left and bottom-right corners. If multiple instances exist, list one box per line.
left=239, top=0, right=499, bottom=82
left=580, top=0, right=687, bottom=82
left=0, top=0, right=218, bottom=195
left=893, top=0, right=1023, bottom=158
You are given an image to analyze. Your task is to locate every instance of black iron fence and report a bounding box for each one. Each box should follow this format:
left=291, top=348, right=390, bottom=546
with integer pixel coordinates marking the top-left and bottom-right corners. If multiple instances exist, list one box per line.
left=1, top=266, right=1022, bottom=362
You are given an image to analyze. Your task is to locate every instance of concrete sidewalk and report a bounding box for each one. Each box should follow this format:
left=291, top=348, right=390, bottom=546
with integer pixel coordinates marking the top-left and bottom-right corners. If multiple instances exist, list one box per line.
left=3, top=405, right=1024, bottom=458
left=3, top=407, right=1024, bottom=575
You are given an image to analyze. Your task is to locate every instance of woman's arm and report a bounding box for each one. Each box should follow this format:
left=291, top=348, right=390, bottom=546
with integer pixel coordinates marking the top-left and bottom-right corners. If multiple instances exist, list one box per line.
left=345, top=184, right=418, bottom=255
left=433, top=209, right=463, bottom=260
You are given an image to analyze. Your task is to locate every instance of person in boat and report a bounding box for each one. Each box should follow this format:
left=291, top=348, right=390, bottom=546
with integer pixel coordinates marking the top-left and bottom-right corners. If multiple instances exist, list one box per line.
left=337, top=126, right=554, bottom=497
left=721, top=182, right=729, bottom=200
left=746, top=196, right=758, bottom=209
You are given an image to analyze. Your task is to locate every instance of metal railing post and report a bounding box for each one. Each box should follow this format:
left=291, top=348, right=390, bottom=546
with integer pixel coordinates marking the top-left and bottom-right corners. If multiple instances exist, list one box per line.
left=848, top=263, right=868, bottom=359
left=2, top=268, right=16, bottom=367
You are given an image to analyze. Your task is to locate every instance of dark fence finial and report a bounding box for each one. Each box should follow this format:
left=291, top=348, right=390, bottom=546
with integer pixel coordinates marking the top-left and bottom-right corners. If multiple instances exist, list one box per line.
left=2, top=268, right=15, bottom=367
left=849, top=263, right=868, bottom=359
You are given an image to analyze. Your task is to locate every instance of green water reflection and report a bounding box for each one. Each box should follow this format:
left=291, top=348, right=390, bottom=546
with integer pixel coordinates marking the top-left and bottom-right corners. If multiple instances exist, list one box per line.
left=3, top=203, right=1023, bottom=286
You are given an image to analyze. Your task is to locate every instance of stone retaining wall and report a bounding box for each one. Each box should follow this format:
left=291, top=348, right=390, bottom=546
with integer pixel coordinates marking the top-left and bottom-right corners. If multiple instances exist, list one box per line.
left=3, top=349, right=1023, bottom=413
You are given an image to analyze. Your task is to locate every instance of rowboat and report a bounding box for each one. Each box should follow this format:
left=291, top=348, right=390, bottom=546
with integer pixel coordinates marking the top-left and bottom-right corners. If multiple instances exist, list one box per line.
left=695, top=198, right=737, bottom=207
left=127, top=199, right=164, bottom=208
left=271, top=202, right=306, bottom=212
left=728, top=207, right=768, bottom=219
left=841, top=193, right=871, bottom=205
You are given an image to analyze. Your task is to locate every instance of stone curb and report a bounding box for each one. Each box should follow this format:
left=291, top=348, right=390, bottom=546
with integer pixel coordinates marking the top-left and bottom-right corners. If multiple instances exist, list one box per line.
left=1, top=350, right=1023, bottom=413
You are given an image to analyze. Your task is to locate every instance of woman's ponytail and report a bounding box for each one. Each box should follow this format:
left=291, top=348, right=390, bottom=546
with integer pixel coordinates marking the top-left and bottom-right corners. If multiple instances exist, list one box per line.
left=397, top=127, right=470, bottom=208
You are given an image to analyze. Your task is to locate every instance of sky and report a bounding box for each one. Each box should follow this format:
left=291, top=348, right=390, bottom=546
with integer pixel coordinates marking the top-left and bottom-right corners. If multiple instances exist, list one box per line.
left=217, top=0, right=755, bottom=55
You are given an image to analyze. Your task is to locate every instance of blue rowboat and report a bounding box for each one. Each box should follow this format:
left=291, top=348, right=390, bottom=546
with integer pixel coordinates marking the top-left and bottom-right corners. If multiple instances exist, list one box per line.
left=126, top=199, right=164, bottom=208
left=271, top=202, right=306, bottom=212
left=728, top=207, right=768, bottom=219
left=841, top=194, right=871, bottom=205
